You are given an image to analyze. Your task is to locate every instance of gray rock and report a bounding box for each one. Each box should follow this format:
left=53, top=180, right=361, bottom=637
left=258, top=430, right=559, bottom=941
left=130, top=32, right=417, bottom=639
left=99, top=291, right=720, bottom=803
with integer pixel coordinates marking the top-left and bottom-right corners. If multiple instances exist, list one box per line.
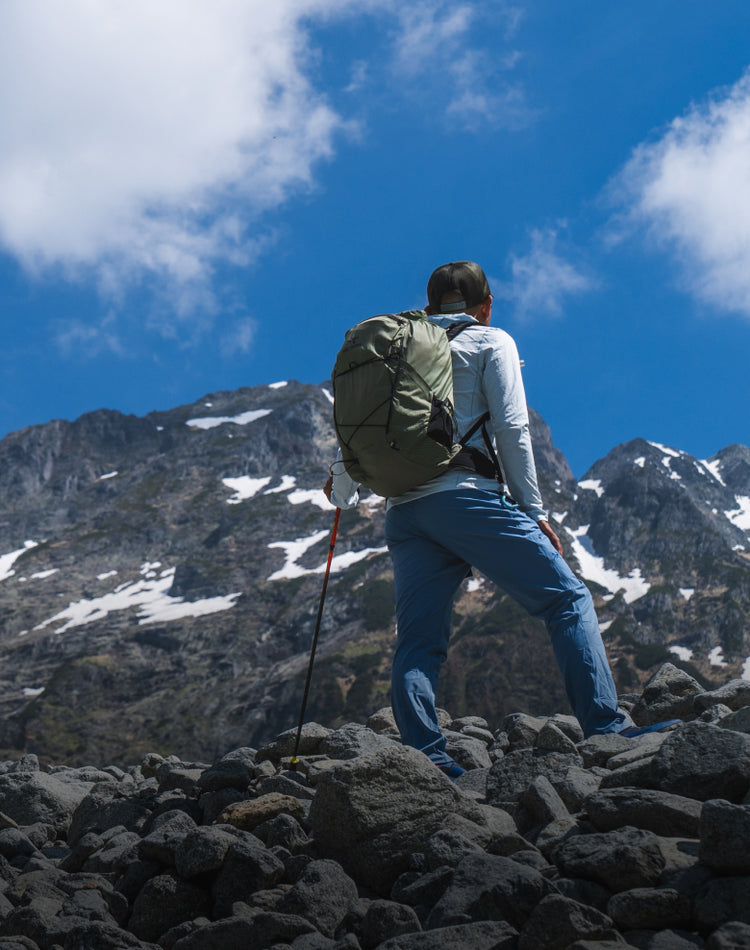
left=373, top=920, right=517, bottom=949
left=650, top=722, right=750, bottom=802
left=211, top=835, right=285, bottom=918
left=256, top=724, right=332, bottom=764
left=358, top=900, right=421, bottom=949
left=139, top=810, right=197, bottom=866
left=707, top=921, right=750, bottom=949
left=423, top=829, right=484, bottom=870
left=0, top=829, right=39, bottom=863
left=692, top=875, right=750, bottom=930
left=717, top=706, right=750, bottom=735
left=694, top=679, right=750, bottom=713
left=389, top=866, right=454, bottom=909
left=518, top=893, right=619, bottom=949
left=82, top=829, right=141, bottom=875
left=551, top=827, right=666, bottom=892
left=577, top=734, right=637, bottom=769
left=630, top=662, right=702, bottom=725
left=277, top=859, right=359, bottom=938
left=622, top=931, right=703, bottom=950
left=128, top=872, right=210, bottom=942
left=520, top=774, right=570, bottom=825
left=486, top=750, right=583, bottom=805
left=699, top=703, right=733, bottom=724
left=196, top=755, right=255, bottom=793
left=606, top=887, right=691, bottom=930
left=553, top=766, right=602, bottom=813
left=605, top=734, right=666, bottom=771
left=585, top=788, right=702, bottom=837
left=258, top=772, right=316, bottom=802
left=536, top=722, right=578, bottom=754
left=505, top=714, right=547, bottom=750
left=171, top=912, right=317, bottom=950
left=0, top=771, right=93, bottom=836
left=309, top=743, right=495, bottom=895
left=444, top=733, right=493, bottom=770
left=319, top=723, right=393, bottom=760
left=426, top=852, right=555, bottom=930
left=534, top=817, right=582, bottom=857
left=253, top=813, right=310, bottom=852
left=699, top=799, right=750, bottom=872
left=173, top=825, right=238, bottom=878
left=67, top=784, right=151, bottom=846
left=599, top=755, right=660, bottom=791
left=366, top=707, right=399, bottom=735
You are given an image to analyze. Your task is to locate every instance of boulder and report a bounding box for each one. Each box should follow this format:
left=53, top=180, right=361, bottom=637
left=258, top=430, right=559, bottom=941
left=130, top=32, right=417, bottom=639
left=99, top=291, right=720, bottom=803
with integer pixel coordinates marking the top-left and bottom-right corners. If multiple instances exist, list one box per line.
left=309, top=743, right=492, bottom=894
left=630, top=663, right=702, bottom=725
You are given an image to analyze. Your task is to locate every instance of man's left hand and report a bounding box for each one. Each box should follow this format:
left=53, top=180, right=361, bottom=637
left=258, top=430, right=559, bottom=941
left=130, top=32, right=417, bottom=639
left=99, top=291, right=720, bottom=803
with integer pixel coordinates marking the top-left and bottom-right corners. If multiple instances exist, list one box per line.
left=538, top=519, right=563, bottom=555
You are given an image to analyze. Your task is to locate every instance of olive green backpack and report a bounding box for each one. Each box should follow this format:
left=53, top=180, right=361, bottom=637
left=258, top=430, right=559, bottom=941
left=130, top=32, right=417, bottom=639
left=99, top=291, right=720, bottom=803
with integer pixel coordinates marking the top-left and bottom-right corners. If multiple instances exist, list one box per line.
left=331, top=311, right=499, bottom=498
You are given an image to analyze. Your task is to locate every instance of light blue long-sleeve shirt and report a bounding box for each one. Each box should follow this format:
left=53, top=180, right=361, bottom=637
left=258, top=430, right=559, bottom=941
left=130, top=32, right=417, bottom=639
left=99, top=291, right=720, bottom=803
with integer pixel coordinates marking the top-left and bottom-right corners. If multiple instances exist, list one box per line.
left=331, top=313, right=547, bottom=522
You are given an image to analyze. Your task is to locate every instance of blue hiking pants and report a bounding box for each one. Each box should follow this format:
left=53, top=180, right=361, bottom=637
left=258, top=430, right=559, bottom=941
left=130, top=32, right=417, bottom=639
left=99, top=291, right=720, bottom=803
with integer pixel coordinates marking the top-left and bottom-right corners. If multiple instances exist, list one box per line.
left=384, top=489, right=625, bottom=767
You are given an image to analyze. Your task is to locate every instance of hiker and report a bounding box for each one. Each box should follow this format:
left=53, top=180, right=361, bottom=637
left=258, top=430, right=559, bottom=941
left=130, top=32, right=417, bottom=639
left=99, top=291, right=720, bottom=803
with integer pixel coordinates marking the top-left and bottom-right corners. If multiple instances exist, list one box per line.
left=325, top=261, right=679, bottom=778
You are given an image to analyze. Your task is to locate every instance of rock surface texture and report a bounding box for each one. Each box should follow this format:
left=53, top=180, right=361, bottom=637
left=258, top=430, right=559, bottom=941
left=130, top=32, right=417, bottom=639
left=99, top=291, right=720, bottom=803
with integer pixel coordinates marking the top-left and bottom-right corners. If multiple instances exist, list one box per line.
left=0, top=665, right=750, bottom=949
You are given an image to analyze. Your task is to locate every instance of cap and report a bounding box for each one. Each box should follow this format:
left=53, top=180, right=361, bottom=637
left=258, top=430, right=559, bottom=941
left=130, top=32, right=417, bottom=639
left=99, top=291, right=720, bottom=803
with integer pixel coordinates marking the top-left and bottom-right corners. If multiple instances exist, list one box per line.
left=426, top=261, right=491, bottom=313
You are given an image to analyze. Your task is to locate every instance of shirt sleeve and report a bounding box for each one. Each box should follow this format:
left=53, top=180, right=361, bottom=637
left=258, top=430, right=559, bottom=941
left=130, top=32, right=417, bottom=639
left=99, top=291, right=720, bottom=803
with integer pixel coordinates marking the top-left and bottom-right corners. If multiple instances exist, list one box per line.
left=330, top=453, right=360, bottom=509
left=482, top=331, right=548, bottom=522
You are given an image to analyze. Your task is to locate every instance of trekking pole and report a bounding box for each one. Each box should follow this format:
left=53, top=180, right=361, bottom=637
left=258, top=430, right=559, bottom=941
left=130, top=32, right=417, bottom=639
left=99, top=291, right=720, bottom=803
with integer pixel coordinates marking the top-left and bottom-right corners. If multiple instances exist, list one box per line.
left=290, top=507, right=341, bottom=770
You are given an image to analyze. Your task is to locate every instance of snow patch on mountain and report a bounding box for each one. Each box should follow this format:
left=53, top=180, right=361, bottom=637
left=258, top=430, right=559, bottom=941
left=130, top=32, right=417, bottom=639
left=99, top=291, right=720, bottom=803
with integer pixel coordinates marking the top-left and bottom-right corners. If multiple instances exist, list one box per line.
left=268, top=381, right=288, bottom=389
left=265, top=476, right=297, bottom=494
left=700, top=457, right=726, bottom=486
left=223, top=476, right=272, bottom=503
left=186, top=409, right=272, bottom=430
left=267, top=531, right=387, bottom=581
left=649, top=442, right=681, bottom=458
left=669, top=645, right=693, bottom=662
left=725, top=496, right=750, bottom=532
left=0, top=541, right=39, bottom=582
left=565, top=525, right=650, bottom=603
left=709, top=646, right=728, bottom=668
left=578, top=479, right=604, bottom=497
left=287, top=489, right=330, bottom=510
left=34, top=563, right=241, bottom=633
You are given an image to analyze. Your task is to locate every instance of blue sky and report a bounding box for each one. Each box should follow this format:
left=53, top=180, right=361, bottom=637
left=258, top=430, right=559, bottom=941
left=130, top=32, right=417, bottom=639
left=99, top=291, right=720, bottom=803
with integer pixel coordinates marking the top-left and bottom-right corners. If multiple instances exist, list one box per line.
left=1, top=1, right=750, bottom=477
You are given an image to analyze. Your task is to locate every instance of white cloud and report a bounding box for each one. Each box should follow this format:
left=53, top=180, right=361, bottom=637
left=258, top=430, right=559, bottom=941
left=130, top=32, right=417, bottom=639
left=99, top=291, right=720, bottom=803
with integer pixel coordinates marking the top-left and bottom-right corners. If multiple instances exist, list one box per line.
left=0, top=0, right=349, bottom=295
left=0, top=0, right=532, bottom=333
left=390, top=1, right=533, bottom=130
left=611, top=69, right=750, bottom=319
left=496, top=228, right=595, bottom=318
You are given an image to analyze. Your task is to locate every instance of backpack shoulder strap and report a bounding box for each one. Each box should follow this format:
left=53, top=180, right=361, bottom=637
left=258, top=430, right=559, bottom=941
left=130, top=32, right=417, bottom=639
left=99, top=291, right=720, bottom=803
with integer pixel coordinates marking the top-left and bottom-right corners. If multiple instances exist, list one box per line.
left=445, top=320, right=478, bottom=342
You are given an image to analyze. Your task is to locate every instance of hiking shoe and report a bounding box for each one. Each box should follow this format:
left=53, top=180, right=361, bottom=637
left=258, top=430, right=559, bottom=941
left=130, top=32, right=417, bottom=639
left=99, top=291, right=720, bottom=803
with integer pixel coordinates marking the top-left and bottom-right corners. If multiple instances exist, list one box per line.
left=437, top=762, right=466, bottom=780
left=619, top=719, right=682, bottom=738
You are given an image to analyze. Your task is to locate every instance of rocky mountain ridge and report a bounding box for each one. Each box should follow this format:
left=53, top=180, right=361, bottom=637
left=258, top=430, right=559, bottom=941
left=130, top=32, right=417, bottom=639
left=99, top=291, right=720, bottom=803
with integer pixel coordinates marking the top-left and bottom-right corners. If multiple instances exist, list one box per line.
left=0, top=381, right=748, bottom=765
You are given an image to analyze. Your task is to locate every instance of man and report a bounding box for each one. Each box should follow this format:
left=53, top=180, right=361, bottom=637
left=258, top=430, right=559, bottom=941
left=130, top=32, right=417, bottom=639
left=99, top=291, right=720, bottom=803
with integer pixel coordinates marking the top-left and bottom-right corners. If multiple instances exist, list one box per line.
left=327, top=261, right=679, bottom=778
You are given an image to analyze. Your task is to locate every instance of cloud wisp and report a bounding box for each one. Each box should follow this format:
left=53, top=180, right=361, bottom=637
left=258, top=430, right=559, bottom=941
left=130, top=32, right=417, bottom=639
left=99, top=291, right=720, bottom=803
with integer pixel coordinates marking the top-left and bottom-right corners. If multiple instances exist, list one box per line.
left=610, top=68, right=750, bottom=320
left=495, top=228, right=595, bottom=319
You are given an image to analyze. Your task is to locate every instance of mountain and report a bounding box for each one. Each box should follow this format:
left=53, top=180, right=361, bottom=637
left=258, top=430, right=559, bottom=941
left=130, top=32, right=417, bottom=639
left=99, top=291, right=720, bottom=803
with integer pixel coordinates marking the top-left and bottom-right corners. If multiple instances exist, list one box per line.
left=0, top=382, right=748, bottom=766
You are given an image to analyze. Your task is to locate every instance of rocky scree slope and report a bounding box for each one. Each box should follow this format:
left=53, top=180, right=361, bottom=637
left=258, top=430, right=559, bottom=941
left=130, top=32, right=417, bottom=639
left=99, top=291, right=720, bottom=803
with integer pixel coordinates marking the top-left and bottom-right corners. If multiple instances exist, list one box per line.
left=0, top=382, right=748, bottom=765
left=0, top=666, right=750, bottom=949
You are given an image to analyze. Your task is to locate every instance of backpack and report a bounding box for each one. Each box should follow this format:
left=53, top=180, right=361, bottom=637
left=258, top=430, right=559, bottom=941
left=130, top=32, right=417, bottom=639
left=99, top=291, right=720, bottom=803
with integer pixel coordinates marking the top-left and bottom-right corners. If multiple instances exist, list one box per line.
left=331, top=310, right=501, bottom=498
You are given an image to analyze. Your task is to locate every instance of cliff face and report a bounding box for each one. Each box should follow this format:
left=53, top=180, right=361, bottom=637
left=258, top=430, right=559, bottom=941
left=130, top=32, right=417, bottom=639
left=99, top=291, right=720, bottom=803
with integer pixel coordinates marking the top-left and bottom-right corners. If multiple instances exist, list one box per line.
left=0, top=382, right=748, bottom=765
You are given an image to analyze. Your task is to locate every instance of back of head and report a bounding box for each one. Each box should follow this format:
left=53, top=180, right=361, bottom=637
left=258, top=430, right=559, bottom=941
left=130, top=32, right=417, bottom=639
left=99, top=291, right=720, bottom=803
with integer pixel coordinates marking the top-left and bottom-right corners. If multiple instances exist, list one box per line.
left=427, top=261, right=491, bottom=314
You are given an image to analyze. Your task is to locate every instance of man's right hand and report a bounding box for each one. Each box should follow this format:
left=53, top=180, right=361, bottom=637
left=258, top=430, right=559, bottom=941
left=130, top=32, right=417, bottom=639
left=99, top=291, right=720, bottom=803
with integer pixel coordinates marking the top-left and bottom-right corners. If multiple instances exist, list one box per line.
left=538, top=519, right=563, bottom=556
left=323, top=475, right=333, bottom=503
